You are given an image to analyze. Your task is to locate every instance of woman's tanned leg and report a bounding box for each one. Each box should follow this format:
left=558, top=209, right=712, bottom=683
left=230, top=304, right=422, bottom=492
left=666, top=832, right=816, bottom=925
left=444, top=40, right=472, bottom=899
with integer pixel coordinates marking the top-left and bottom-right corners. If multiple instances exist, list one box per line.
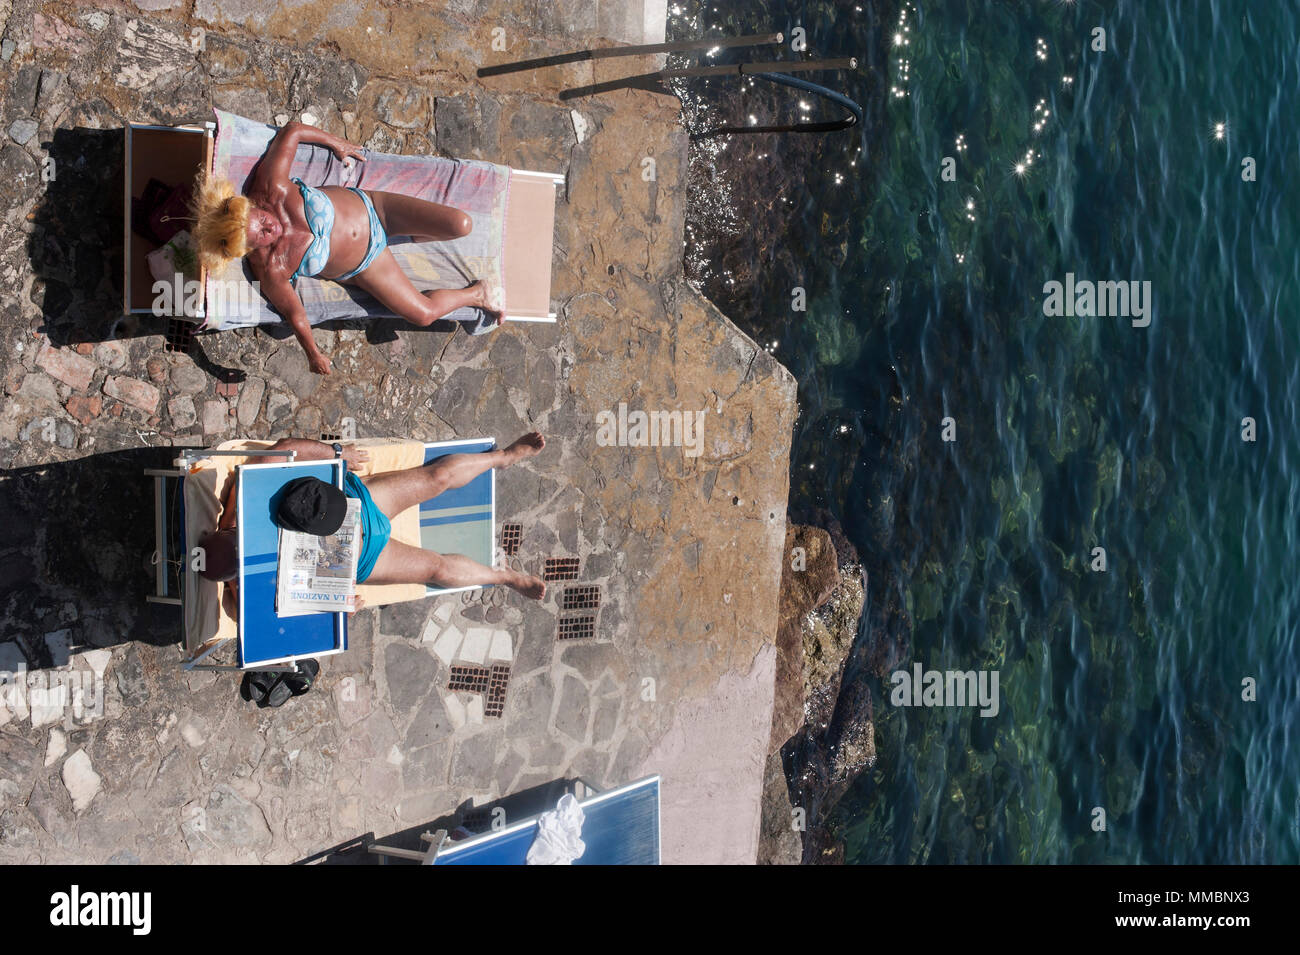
left=367, top=191, right=473, bottom=241
left=346, top=250, right=498, bottom=327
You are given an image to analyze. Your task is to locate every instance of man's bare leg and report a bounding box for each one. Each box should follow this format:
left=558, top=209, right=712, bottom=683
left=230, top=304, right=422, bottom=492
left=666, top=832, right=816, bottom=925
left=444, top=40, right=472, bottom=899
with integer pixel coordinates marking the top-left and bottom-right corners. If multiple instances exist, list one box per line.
left=364, top=432, right=545, bottom=518
left=364, top=539, right=545, bottom=599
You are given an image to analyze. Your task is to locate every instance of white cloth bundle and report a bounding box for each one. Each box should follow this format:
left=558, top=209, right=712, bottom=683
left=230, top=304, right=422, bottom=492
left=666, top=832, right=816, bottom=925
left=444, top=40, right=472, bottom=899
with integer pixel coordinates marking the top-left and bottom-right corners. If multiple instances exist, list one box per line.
left=525, top=793, right=586, bottom=865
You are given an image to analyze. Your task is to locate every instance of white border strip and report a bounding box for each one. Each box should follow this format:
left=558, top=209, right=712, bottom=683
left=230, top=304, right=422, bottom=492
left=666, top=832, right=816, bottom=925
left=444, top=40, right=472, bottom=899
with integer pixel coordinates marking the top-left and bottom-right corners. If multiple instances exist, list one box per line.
left=512, top=168, right=566, bottom=184
left=503, top=313, right=558, bottom=324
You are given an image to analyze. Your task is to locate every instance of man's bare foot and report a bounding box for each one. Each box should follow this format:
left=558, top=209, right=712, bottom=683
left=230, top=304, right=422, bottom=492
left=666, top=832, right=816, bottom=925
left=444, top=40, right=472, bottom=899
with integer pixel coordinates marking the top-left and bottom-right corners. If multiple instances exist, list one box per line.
left=469, top=280, right=503, bottom=324
left=502, top=432, right=545, bottom=466
left=506, top=572, right=546, bottom=600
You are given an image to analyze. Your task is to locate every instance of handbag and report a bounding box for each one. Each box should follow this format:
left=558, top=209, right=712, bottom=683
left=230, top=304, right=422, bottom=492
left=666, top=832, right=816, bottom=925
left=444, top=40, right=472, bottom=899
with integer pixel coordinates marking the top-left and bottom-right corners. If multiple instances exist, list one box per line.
left=130, top=178, right=194, bottom=245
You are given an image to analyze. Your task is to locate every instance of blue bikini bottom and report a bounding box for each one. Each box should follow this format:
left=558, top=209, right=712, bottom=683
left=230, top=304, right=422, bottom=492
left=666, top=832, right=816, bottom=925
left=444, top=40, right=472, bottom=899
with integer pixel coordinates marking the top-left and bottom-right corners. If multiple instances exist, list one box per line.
left=336, top=188, right=388, bottom=280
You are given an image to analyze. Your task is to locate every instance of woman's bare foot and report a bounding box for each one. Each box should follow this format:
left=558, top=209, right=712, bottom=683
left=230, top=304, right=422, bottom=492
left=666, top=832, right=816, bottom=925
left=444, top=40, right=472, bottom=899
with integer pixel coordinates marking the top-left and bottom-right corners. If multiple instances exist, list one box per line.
left=469, top=280, right=503, bottom=324
left=502, top=432, right=545, bottom=466
left=505, top=572, right=546, bottom=600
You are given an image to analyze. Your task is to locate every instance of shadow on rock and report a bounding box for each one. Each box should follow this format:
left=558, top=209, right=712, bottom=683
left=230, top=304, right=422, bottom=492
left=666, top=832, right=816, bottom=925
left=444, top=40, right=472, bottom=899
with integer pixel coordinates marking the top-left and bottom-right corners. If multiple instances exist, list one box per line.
left=26, top=127, right=162, bottom=347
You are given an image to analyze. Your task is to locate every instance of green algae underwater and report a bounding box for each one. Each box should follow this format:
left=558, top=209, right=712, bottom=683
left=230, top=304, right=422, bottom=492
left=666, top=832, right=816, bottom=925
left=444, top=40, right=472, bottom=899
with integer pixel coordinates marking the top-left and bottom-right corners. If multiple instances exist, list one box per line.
left=670, top=0, right=1300, bottom=863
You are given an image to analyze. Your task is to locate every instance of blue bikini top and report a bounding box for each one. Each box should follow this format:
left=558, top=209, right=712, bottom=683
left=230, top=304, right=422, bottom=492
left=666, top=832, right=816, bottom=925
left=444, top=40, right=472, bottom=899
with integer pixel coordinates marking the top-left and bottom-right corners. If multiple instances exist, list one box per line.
left=290, top=178, right=334, bottom=282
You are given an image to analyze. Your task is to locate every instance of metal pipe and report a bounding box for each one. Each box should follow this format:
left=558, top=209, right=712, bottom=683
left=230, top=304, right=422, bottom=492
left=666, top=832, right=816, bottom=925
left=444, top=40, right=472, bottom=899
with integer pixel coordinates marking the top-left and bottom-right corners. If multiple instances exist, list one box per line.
left=664, top=57, right=858, bottom=78
left=560, top=57, right=859, bottom=100
left=477, top=32, right=784, bottom=77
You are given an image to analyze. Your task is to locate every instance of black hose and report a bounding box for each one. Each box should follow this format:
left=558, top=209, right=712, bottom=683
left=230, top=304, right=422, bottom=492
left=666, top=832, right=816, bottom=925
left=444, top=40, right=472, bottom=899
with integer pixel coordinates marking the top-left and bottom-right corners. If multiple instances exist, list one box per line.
left=693, top=71, right=862, bottom=139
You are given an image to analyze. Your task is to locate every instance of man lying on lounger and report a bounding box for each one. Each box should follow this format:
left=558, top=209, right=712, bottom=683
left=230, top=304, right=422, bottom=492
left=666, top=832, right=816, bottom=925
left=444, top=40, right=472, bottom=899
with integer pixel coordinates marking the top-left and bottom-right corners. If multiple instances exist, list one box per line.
left=197, top=433, right=547, bottom=602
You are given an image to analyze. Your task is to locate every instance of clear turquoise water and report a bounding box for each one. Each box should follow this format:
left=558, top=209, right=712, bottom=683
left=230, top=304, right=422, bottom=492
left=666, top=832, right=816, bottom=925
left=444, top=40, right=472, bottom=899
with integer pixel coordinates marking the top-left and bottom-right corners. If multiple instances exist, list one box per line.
left=671, top=0, right=1300, bottom=863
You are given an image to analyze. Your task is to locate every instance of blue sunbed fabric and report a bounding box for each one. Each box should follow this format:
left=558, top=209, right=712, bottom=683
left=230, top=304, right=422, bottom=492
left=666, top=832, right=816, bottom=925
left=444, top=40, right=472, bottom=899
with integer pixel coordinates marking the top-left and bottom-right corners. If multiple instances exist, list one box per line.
left=238, top=461, right=345, bottom=667
left=419, top=440, right=495, bottom=593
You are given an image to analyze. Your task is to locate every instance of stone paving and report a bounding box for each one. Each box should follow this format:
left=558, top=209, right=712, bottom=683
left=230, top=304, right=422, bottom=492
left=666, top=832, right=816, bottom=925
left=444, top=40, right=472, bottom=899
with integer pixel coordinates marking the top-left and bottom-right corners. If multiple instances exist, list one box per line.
left=0, top=0, right=796, bottom=863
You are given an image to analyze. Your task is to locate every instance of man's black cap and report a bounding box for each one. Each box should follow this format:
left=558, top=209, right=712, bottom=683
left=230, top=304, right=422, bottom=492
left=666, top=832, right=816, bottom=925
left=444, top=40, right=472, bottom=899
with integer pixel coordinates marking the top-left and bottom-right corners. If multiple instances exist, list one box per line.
left=275, top=477, right=347, bottom=536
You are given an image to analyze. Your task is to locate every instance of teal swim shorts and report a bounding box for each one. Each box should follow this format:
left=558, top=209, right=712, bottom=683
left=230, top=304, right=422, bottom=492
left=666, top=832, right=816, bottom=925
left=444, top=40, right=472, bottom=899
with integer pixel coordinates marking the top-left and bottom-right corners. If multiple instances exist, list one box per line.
left=343, top=471, right=391, bottom=583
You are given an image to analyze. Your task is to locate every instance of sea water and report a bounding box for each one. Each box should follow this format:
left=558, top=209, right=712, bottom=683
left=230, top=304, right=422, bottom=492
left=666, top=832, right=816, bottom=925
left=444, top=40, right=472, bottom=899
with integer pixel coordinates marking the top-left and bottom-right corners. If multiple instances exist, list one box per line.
left=670, top=0, right=1300, bottom=863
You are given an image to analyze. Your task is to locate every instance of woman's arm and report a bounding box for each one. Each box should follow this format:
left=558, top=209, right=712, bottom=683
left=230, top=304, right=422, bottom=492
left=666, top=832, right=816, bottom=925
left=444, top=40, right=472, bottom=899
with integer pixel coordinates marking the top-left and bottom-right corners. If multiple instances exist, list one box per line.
left=285, top=311, right=333, bottom=376
left=257, top=271, right=333, bottom=376
left=250, top=121, right=367, bottom=197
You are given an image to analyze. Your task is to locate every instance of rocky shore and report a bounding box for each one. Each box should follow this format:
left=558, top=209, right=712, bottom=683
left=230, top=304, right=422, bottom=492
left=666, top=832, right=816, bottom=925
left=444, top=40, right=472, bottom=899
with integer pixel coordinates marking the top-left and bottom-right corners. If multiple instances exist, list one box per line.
left=661, top=4, right=894, bottom=863
left=759, top=518, right=869, bottom=864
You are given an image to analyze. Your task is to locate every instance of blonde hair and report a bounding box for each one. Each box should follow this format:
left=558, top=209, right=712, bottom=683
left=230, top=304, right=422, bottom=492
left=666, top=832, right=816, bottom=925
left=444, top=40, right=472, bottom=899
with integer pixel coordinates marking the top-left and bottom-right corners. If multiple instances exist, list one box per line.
left=190, top=174, right=251, bottom=269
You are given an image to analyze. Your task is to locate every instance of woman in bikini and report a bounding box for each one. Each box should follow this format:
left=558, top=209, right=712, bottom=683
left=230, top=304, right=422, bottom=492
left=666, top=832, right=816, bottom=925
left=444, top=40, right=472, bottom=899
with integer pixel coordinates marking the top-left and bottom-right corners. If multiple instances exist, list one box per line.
left=191, top=121, right=502, bottom=376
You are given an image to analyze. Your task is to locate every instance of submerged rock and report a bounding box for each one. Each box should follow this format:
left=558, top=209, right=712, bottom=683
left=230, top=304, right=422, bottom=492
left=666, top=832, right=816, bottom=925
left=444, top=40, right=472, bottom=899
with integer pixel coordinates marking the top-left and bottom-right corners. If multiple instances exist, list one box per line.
left=769, top=524, right=839, bottom=750
left=802, top=561, right=865, bottom=735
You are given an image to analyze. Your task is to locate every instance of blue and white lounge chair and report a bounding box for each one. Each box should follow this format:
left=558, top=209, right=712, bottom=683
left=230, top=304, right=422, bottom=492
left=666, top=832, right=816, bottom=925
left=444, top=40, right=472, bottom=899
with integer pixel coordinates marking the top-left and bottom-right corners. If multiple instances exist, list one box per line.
left=367, top=776, right=662, bottom=865
left=146, top=438, right=498, bottom=672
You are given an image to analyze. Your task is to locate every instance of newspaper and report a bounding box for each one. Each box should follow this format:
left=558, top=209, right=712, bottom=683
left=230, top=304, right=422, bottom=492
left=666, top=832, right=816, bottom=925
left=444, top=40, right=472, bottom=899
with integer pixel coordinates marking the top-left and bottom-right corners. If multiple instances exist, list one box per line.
left=275, top=497, right=361, bottom=615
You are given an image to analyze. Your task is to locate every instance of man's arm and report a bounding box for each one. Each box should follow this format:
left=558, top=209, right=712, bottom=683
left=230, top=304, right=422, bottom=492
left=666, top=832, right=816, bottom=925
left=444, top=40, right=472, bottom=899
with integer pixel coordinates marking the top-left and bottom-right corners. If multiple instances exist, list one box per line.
left=217, top=478, right=239, bottom=530
left=263, top=438, right=334, bottom=462
left=262, top=438, right=370, bottom=471
left=212, top=442, right=324, bottom=531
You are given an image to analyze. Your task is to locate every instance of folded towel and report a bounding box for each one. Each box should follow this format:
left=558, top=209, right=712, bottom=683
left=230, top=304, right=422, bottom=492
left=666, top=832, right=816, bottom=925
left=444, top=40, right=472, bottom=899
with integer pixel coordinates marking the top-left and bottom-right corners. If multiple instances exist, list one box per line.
left=146, top=231, right=199, bottom=285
